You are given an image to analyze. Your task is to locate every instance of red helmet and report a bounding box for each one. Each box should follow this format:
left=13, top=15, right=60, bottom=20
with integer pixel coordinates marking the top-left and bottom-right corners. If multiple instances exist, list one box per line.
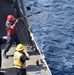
left=7, top=15, right=15, bottom=22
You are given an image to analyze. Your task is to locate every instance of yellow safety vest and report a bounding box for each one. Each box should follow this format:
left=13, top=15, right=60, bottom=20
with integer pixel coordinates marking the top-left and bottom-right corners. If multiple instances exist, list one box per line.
left=14, top=51, right=26, bottom=69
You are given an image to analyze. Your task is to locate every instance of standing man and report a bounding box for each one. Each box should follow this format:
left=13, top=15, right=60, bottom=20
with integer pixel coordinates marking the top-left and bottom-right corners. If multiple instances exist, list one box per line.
left=0, top=36, right=7, bottom=68
left=14, top=44, right=30, bottom=75
left=3, top=15, right=20, bottom=59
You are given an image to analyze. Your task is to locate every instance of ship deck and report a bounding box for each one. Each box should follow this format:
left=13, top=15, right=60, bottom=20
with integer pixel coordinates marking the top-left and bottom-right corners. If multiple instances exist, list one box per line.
left=1, top=46, right=50, bottom=75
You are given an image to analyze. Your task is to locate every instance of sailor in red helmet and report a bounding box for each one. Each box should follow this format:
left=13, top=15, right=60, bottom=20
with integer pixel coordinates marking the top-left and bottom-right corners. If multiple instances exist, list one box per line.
left=3, top=15, right=20, bottom=59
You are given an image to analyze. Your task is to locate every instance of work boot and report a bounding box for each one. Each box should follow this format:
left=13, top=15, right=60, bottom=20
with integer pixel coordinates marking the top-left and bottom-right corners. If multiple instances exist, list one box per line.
left=3, top=53, right=8, bottom=59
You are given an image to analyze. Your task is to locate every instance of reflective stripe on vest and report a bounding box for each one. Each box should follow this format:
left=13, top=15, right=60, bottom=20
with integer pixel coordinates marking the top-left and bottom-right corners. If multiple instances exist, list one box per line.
left=14, top=51, right=26, bottom=69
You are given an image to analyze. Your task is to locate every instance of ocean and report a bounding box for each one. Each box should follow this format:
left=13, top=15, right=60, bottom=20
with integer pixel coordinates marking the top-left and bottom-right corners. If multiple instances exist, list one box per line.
left=25, top=0, right=74, bottom=75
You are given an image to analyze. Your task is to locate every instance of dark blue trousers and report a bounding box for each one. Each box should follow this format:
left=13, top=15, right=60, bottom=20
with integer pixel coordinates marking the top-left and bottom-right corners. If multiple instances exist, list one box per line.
left=4, top=33, right=20, bottom=53
left=16, top=68, right=26, bottom=75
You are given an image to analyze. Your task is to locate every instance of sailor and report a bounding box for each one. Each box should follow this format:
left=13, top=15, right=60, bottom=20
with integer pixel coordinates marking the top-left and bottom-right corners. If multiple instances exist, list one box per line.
left=3, top=15, right=20, bottom=59
left=14, top=44, right=30, bottom=75
left=0, top=36, right=7, bottom=68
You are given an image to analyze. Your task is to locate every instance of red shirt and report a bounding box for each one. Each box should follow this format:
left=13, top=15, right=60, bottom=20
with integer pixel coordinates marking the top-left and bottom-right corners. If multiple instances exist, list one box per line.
left=6, top=22, right=17, bottom=36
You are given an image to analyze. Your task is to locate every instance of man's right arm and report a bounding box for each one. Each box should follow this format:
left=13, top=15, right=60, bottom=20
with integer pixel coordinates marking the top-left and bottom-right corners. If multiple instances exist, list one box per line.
left=6, top=20, right=18, bottom=29
left=10, top=20, right=18, bottom=29
left=20, top=54, right=29, bottom=63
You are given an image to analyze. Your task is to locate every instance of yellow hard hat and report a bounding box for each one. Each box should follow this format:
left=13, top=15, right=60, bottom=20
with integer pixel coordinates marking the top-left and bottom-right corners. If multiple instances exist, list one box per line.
left=16, top=44, right=25, bottom=51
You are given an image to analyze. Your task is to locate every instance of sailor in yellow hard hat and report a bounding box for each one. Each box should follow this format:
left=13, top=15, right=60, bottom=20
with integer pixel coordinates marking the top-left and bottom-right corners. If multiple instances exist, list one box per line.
left=14, top=44, right=30, bottom=75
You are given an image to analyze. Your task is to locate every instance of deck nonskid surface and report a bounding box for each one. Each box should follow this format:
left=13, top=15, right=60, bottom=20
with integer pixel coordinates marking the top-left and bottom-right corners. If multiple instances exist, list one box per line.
left=1, top=46, right=49, bottom=75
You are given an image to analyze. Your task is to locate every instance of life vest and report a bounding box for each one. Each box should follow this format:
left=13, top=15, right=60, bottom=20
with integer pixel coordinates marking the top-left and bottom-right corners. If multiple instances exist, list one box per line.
left=14, top=51, right=26, bottom=69
left=6, top=26, right=17, bottom=36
